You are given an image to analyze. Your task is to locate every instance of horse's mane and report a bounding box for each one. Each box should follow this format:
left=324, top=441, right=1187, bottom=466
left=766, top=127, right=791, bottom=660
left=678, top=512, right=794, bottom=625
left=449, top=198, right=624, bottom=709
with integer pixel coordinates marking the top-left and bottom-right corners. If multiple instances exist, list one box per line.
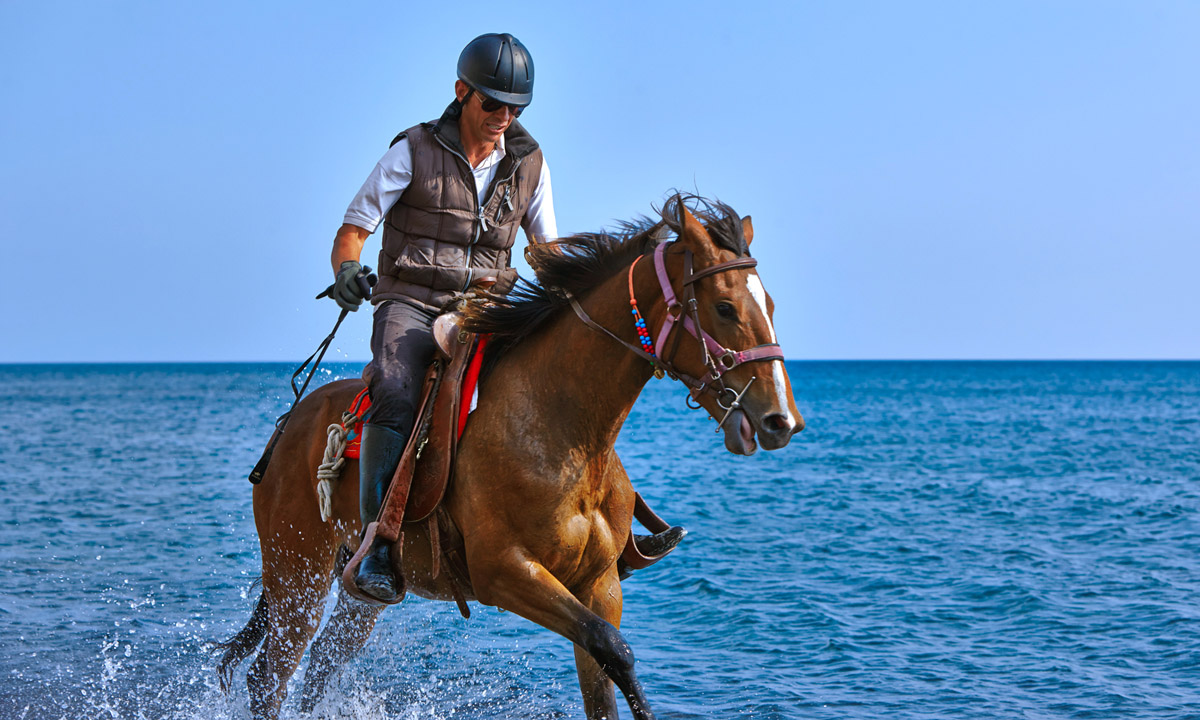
left=460, top=193, right=749, bottom=375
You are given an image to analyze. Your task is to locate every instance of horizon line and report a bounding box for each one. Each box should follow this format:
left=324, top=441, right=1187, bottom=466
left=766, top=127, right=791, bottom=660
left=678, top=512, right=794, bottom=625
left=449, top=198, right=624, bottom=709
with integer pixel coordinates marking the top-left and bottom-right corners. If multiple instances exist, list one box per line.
left=3, top=358, right=1200, bottom=366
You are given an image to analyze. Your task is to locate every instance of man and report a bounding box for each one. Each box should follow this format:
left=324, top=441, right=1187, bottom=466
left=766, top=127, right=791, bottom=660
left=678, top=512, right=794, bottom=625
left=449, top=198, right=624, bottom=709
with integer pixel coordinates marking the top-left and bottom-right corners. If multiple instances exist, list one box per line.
left=329, top=33, right=679, bottom=604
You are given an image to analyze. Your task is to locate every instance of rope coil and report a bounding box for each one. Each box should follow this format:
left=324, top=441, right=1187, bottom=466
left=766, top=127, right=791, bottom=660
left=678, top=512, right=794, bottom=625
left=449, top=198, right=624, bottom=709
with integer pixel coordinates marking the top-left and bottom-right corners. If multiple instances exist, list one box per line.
left=315, top=409, right=363, bottom=522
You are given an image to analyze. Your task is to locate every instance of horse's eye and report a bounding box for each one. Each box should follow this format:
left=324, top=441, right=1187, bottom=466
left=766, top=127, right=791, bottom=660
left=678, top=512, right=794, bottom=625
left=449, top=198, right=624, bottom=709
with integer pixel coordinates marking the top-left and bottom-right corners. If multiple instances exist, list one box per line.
left=715, top=302, right=737, bottom=321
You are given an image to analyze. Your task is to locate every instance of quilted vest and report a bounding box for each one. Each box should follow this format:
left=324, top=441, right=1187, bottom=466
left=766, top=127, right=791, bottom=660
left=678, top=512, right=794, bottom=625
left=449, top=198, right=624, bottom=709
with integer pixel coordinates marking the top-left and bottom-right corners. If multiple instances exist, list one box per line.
left=374, top=102, right=544, bottom=310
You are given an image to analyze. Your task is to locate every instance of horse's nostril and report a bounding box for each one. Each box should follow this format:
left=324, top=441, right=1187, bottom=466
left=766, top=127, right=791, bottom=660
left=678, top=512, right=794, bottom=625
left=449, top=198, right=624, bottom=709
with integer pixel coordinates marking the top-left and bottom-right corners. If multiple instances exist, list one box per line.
left=763, top=413, right=792, bottom=435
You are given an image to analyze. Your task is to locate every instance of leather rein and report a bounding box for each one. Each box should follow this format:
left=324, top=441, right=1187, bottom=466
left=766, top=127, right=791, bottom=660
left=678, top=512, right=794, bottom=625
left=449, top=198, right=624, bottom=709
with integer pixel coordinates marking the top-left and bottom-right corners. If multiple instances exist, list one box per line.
left=568, top=241, right=785, bottom=431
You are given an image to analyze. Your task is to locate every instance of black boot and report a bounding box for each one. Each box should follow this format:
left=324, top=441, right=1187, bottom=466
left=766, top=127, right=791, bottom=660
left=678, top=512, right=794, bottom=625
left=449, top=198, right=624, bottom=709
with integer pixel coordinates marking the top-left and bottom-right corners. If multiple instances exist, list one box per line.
left=617, top=526, right=688, bottom=581
left=355, top=424, right=407, bottom=603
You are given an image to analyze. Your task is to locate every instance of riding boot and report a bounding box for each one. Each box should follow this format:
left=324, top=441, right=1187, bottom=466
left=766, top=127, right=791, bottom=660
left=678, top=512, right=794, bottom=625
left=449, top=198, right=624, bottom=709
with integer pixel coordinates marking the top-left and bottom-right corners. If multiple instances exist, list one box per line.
left=617, top=525, right=688, bottom=581
left=355, top=423, right=407, bottom=603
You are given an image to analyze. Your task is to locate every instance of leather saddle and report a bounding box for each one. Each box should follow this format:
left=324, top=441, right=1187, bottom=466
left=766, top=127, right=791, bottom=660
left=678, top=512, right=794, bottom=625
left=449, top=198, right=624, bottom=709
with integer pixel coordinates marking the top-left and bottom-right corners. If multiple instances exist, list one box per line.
left=341, top=311, right=477, bottom=607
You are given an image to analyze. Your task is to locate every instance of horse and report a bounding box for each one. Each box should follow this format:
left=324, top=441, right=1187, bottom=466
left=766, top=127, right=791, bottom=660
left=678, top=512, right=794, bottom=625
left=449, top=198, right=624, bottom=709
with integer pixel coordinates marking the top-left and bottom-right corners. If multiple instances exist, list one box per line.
left=218, top=194, right=804, bottom=719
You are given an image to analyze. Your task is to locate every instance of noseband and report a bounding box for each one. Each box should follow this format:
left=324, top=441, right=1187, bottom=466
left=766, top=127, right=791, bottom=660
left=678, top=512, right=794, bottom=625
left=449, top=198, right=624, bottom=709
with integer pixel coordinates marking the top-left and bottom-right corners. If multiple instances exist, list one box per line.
left=568, top=241, right=786, bottom=430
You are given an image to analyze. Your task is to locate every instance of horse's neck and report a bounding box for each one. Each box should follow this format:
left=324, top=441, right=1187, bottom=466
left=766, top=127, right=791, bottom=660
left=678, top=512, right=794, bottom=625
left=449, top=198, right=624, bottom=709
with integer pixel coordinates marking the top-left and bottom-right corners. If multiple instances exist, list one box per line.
left=498, top=275, right=656, bottom=458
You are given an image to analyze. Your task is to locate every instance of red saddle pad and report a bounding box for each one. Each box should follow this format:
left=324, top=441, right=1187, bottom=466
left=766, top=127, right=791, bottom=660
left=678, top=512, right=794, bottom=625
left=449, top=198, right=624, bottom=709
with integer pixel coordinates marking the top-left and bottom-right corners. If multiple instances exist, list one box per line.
left=344, top=335, right=488, bottom=459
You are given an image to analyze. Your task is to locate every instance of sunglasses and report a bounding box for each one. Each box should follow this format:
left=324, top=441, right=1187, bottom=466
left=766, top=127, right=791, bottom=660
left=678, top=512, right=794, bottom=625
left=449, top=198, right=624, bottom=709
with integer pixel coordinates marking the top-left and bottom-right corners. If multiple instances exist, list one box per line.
left=469, top=89, right=525, bottom=117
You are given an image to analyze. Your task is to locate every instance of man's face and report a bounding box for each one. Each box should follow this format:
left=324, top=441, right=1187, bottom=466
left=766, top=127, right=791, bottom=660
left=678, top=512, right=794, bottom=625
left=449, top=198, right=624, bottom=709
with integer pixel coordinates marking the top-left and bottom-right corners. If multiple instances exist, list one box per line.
left=455, top=80, right=518, bottom=146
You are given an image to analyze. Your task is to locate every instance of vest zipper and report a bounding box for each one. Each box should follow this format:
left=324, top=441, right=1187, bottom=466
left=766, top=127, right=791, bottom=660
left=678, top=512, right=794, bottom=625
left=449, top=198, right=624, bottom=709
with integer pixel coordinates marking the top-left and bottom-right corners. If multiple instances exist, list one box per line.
left=496, top=184, right=513, bottom=223
left=433, top=133, right=524, bottom=292
left=468, top=160, right=524, bottom=291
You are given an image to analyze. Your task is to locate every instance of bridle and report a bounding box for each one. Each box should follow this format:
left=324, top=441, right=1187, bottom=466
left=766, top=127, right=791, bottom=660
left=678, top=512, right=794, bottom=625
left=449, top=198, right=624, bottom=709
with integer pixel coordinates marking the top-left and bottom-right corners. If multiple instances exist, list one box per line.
left=567, top=241, right=785, bottom=431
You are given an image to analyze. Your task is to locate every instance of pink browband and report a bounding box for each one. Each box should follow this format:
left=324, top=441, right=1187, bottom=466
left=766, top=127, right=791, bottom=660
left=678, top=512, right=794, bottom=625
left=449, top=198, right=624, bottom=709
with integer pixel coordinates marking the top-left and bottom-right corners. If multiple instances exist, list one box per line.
left=648, top=241, right=785, bottom=386
left=568, top=241, right=785, bottom=408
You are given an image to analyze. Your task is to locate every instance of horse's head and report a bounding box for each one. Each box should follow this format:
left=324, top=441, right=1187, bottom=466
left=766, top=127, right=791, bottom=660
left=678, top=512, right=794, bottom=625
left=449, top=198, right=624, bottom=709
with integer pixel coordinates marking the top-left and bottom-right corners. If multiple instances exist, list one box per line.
left=657, top=196, right=804, bottom=455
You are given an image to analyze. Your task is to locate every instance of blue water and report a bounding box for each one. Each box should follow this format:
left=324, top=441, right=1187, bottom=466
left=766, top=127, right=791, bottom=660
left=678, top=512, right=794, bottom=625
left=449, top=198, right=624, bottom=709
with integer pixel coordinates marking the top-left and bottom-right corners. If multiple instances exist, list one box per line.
left=1, top=361, right=1199, bottom=719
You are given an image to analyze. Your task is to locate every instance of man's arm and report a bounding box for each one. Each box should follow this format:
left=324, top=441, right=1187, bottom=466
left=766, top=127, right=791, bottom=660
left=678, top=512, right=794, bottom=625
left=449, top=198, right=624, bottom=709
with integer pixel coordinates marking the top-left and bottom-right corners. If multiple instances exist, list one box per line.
left=334, top=136, right=414, bottom=273
left=523, top=157, right=557, bottom=244
left=331, top=223, right=371, bottom=275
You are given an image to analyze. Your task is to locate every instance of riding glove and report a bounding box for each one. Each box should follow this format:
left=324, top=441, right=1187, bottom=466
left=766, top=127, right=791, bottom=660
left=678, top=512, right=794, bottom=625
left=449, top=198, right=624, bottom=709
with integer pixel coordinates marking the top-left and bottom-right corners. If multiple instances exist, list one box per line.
left=333, top=260, right=366, bottom=311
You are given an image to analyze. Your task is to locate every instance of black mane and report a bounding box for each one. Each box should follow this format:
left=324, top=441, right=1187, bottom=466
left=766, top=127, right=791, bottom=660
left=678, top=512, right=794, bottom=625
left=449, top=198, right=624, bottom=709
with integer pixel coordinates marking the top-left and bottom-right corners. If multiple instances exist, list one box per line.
left=460, top=193, right=749, bottom=372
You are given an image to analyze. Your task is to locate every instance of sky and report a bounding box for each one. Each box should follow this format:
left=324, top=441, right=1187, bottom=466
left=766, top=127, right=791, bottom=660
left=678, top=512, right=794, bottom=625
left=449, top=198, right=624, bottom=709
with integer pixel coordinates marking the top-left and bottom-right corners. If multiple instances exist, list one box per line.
left=1, top=1, right=1197, bottom=362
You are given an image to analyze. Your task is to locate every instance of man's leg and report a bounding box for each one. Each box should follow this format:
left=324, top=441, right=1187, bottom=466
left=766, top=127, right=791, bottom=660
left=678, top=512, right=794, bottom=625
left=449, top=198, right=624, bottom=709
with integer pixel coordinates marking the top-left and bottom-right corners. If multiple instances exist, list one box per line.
left=356, top=300, right=439, bottom=602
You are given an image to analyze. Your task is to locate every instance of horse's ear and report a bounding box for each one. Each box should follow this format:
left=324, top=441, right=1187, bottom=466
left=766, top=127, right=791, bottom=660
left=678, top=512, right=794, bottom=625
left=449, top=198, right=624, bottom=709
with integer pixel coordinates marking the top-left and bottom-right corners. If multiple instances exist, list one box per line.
left=679, top=204, right=719, bottom=262
left=742, top=215, right=754, bottom=246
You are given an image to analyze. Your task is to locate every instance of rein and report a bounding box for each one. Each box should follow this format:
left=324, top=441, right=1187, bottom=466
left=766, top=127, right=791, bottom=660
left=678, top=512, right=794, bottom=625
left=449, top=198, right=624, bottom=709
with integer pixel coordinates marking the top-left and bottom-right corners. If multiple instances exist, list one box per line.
left=567, top=241, right=785, bottom=430
left=248, top=267, right=377, bottom=484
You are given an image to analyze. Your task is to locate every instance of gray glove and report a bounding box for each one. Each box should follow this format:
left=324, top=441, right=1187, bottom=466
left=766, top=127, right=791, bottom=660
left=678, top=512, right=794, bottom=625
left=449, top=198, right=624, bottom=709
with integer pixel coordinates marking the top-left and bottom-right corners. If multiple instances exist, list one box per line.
left=332, top=260, right=366, bottom=311
left=492, top=267, right=519, bottom=295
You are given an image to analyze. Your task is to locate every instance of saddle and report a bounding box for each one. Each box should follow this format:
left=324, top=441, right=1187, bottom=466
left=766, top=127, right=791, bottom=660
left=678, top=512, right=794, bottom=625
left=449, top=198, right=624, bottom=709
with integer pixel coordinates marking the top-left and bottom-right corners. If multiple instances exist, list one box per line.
left=342, top=311, right=480, bottom=609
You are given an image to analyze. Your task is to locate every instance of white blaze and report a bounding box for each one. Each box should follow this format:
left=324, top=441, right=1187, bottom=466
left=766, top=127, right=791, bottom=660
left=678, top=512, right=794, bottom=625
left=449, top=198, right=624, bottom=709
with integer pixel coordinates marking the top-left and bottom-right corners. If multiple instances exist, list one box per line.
left=745, top=273, right=794, bottom=424
left=745, top=273, right=777, bottom=343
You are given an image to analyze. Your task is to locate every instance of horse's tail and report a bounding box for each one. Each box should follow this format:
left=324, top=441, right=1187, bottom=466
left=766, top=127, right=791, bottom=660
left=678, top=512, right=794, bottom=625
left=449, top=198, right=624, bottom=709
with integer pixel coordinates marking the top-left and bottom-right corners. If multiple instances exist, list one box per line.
left=216, top=579, right=269, bottom=694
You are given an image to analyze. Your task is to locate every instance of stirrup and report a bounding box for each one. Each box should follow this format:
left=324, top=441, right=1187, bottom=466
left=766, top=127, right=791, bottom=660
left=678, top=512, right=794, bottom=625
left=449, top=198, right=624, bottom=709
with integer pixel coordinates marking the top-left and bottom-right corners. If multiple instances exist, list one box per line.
left=342, top=522, right=406, bottom=605
left=635, top=526, right=688, bottom=558
left=617, top=525, right=687, bottom=581
left=356, top=539, right=401, bottom=603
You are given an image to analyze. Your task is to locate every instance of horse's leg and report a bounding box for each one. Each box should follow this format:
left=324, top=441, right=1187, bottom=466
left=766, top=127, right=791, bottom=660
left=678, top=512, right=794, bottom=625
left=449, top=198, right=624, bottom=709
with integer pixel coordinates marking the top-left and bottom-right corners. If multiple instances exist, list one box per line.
left=478, top=559, right=655, bottom=720
left=299, top=583, right=385, bottom=712
left=247, top=553, right=333, bottom=720
left=573, top=571, right=623, bottom=719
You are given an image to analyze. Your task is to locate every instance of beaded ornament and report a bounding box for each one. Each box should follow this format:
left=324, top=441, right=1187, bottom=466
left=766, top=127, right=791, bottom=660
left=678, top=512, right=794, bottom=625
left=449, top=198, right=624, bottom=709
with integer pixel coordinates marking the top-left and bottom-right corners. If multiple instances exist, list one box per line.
left=628, top=256, right=657, bottom=365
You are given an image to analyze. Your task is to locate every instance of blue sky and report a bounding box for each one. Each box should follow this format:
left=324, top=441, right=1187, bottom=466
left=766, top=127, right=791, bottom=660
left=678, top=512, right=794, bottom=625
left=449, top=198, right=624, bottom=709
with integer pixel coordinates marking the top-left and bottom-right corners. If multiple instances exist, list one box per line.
left=2, top=1, right=1197, bottom=361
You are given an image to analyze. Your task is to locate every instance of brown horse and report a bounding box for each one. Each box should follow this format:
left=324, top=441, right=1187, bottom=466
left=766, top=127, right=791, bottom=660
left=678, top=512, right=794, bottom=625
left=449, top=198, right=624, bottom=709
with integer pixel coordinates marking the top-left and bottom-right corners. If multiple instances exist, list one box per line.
left=218, top=194, right=804, bottom=719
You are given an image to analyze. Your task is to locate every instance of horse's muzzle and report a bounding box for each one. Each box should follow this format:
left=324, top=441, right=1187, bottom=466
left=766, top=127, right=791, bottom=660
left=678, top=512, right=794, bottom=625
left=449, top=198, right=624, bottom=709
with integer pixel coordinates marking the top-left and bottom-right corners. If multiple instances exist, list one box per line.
left=721, top=407, right=802, bottom=455
left=757, top=410, right=803, bottom=451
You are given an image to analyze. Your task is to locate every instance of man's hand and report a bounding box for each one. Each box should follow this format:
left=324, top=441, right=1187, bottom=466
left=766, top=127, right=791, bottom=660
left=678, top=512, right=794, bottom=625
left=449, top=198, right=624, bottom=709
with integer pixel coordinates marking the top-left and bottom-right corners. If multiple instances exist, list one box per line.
left=329, top=223, right=372, bottom=310
left=333, top=260, right=367, bottom=311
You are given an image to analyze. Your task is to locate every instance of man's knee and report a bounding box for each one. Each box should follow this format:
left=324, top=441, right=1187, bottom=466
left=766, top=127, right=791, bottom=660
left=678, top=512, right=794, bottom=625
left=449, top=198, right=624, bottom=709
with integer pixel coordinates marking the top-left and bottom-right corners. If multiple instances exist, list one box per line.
left=366, top=301, right=439, bottom=435
left=367, top=373, right=421, bottom=434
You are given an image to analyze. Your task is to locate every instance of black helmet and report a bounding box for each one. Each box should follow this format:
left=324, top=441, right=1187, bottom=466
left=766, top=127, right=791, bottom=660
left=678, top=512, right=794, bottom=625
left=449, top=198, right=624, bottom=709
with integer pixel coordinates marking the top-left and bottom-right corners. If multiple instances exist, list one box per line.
left=457, top=33, right=534, bottom=107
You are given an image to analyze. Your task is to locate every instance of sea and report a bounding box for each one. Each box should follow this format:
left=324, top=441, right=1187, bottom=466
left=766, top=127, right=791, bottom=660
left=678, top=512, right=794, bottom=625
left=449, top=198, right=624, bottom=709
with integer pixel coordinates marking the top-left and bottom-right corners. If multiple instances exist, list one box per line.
left=1, top=361, right=1198, bottom=720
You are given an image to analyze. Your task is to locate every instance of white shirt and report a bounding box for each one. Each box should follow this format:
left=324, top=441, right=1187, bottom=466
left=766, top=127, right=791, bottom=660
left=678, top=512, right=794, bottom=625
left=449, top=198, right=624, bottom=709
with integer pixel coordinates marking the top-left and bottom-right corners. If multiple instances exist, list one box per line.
left=343, top=133, right=557, bottom=241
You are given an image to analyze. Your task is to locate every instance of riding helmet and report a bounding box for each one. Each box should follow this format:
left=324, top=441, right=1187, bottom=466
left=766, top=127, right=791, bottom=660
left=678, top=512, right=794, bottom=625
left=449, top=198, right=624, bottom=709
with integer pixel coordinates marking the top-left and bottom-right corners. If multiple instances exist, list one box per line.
left=457, top=33, right=534, bottom=107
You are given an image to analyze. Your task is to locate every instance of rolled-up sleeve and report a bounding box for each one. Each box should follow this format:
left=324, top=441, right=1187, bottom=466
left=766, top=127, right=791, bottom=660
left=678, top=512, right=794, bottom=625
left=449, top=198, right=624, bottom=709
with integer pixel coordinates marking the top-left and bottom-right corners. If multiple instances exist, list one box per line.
left=343, top=138, right=414, bottom=233
left=522, top=158, right=557, bottom=242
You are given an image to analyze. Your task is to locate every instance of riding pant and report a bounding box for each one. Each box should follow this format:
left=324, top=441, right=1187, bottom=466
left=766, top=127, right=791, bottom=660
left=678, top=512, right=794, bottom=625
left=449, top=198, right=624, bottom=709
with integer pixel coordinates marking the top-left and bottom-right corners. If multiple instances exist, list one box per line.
left=363, top=300, right=440, bottom=437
